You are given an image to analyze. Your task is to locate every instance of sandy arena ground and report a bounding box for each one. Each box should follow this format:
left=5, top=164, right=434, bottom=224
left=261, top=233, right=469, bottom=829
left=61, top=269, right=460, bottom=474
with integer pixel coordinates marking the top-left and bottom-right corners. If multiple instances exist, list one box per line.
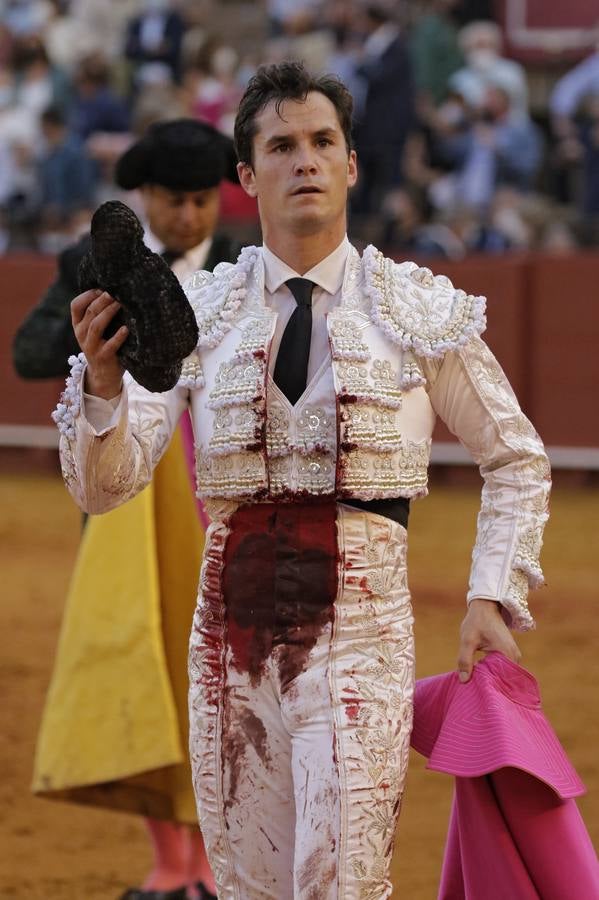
left=1, top=471, right=597, bottom=899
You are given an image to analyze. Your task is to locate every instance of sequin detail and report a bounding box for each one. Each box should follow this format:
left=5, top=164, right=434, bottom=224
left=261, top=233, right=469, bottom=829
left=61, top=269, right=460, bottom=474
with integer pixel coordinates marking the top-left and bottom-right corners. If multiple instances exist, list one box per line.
left=363, top=245, right=487, bottom=358
left=338, top=443, right=430, bottom=500
left=328, top=316, right=370, bottom=361
left=196, top=449, right=268, bottom=499
left=206, top=359, right=266, bottom=410
left=178, top=349, right=204, bottom=388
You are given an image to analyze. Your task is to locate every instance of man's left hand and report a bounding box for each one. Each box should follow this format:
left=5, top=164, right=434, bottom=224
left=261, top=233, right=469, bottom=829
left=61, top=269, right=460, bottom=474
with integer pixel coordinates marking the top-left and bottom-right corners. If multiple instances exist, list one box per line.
left=457, top=598, right=521, bottom=683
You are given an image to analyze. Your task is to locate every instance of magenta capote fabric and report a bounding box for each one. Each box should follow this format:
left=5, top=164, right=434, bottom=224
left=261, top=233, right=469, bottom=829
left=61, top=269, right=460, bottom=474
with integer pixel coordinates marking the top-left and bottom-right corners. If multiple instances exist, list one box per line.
left=411, top=653, right=599, bottom=900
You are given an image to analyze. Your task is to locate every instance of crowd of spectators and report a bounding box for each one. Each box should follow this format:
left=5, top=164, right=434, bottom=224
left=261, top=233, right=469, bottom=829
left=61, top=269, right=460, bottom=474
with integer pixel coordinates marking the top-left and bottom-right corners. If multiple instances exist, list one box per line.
left=0, top=0, right=598, bottom=259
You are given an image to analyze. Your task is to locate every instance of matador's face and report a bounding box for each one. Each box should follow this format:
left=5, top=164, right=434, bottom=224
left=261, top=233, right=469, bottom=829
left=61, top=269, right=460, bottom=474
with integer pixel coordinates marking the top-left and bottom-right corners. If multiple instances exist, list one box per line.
left=237, top=91, right=357, bottom=243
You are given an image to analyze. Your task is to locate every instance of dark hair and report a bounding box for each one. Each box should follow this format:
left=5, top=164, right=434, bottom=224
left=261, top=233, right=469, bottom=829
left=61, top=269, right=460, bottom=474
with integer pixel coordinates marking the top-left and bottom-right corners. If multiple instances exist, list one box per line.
left=365, top=5, right=392, bottom=26
left=41, top=104, right=67, bottom=128
left=234, top=61, right=353, bottom=166
left=77, top=53, right=111, bottom=87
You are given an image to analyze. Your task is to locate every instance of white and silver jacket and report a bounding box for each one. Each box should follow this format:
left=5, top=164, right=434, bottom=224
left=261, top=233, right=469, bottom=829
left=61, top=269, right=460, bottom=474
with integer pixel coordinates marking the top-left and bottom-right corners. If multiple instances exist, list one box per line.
left=54, top=244, right=551, bottom=630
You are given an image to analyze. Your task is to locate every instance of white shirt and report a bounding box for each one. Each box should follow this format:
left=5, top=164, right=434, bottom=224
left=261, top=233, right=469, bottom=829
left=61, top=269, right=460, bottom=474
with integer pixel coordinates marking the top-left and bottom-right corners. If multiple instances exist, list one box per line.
left=172, top=237, right=212, bottom=284
left=263, top=236, right=351, bottom=383
left=143, top=229, right=213, bottom=285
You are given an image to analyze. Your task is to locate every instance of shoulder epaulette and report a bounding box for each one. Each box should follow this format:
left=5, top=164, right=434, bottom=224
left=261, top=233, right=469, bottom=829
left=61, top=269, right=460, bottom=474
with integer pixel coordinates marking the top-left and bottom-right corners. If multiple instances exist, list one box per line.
left=363, top=246, right=486, bottom=358
left=183, top=246, right=260, bottom=349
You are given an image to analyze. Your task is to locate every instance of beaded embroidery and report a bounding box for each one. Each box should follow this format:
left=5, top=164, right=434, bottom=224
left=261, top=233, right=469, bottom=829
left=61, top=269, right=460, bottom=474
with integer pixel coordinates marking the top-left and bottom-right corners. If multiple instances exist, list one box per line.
left=231, top=315, right=273, bottom=363
left=363, top=245, right=487, bottom=358
left=334, top=360, right=369, bottom=401
left=188, top=246, right=260, bottom=349
left=196, top=449, right=268, bottom=498
left=328, top=315, right=370, bottom=361
left=269, top=452, right=336, bottom=496
left=370, top=360, right=403, bottom=408
left=294, top=405, right=336, bottom=455
left=207, top=406, right=262, bottom=456
left=206, top=358, right=266, bottom=410
left=339, top=442, right=430, bottom=500
left=178, top=350, right=204, bottom=389
left=52, top=353, right=86, bottom=438
left=334, top=358, right=403, bottom=410
left=399, top=352, right=426, bottom=389
left=341, top=405, right=402, bottom=453
left=266, top=402, right=291, bottom=458
left=265, top=400, right=336, bottom=493
left=204, top=315, right=272, bottom=455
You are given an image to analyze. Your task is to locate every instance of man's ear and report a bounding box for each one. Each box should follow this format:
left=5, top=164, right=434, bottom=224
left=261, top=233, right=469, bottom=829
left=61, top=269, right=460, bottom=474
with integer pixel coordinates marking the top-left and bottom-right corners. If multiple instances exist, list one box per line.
left=237, top=161, right=257, bottom=198
left=347, top=150, right=358, bottom=190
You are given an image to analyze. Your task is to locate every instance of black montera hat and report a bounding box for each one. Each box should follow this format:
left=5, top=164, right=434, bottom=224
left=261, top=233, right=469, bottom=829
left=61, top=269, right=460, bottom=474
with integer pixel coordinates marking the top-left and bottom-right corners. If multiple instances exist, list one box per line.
left=78, top=201, right=199, bottom=392
left=115, top=118, right=239, bottom=192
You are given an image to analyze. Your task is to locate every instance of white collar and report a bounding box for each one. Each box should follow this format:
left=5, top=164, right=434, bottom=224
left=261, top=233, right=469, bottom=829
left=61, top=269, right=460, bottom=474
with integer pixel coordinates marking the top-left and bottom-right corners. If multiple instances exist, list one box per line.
left=143, top=228, right=212, bottom=269
left=262, top=236, right=351, bottom=296
left=180, top=236, right=212, bottom=271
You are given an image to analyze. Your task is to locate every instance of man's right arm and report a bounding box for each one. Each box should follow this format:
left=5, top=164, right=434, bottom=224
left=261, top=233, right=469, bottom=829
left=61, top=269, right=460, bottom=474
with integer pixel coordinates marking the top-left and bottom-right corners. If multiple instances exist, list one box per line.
left=55, top=289, right=189, bottom=514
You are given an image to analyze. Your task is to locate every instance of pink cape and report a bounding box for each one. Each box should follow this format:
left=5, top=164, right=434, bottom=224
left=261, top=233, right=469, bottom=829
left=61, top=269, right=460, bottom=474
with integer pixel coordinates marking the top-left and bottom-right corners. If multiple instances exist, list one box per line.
left=411, top=653, right=599, bottom=899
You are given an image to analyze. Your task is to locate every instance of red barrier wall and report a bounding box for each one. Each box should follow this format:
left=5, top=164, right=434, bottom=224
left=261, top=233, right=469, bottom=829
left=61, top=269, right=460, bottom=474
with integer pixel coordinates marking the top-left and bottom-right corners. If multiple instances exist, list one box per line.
left=1, top=251, right=598, bottom=449
left=527, top=255, right=599, bottom=447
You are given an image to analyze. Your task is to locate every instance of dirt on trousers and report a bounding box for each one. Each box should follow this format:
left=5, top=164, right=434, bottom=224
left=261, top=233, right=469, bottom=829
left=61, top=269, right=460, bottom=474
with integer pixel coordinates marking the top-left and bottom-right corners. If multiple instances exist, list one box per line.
left=1, top=471, right=597, bottom=900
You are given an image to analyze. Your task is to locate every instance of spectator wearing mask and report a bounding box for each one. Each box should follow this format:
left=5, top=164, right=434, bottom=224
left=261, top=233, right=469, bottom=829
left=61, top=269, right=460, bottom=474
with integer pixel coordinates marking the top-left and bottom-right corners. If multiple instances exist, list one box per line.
left=435, top=83, right=542, bottom=212
left=449, top=20, right=528, bottom=117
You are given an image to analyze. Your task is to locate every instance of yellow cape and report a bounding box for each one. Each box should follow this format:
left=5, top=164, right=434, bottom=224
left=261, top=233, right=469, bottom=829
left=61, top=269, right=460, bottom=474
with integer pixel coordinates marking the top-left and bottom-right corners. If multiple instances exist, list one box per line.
left=32, top=427, right=204, bottom=823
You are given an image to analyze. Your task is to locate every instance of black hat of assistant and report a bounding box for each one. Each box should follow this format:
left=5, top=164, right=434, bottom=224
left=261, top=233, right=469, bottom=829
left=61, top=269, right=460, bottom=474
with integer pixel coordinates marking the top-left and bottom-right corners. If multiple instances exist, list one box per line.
left=115, top=118, right=239, bottom=192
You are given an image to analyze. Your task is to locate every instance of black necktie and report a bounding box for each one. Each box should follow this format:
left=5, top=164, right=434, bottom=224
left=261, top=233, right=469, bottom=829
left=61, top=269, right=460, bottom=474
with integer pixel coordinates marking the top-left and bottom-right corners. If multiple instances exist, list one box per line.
left=273, top=278, right=314, bottom=405
left=160, top=249, right=183, bottom=267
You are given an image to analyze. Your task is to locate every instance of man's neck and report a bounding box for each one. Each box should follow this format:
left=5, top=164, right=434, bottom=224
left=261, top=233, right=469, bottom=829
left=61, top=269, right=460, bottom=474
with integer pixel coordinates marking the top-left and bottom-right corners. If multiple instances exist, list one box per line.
left=261, top=224, right=347, bottom=275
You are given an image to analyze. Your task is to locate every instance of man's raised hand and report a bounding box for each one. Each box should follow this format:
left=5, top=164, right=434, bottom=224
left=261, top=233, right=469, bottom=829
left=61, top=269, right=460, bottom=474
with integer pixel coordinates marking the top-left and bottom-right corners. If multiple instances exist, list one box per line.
left=71, top=289, right=127, bottom=399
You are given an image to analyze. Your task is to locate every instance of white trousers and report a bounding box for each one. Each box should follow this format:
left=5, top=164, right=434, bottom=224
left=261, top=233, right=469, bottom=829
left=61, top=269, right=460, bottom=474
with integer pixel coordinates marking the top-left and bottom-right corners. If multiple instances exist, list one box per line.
left=189, top=502, right=415, bottom=899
